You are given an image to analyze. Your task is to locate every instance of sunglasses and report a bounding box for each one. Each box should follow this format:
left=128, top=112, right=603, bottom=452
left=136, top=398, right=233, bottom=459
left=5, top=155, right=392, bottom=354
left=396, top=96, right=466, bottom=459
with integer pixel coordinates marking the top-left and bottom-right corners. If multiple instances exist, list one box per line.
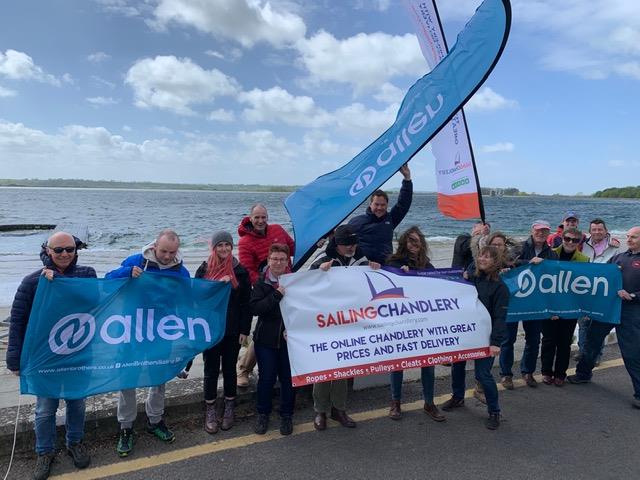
left=50, top=246, right=76, bottom=254
left=563, top=237, right=581, bottom=244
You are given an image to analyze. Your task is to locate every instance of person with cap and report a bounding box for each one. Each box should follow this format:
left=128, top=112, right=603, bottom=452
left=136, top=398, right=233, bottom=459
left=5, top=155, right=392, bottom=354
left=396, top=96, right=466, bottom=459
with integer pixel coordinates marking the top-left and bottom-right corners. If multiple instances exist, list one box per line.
left=547, top=211, right=586, bottom=249
left=499, top=220, right=558, bottom=390
left=348, top=164, right=412, bottom=265
left=195, top=231, right=252, bottom=434
left=568, top=226, right=640, bottom=410
left=7, top=232, right=96, bottom=480
left=105, top=229, right=190, bottom=457
left=309, top=225, right=381, bottom=430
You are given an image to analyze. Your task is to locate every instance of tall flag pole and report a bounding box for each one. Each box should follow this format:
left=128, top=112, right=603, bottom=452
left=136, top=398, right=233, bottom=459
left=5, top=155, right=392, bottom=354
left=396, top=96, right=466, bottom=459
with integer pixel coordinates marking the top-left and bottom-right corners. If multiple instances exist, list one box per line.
left=403, top=0, right=486, bottom=222
left=285, top=0, right=511, bottom=269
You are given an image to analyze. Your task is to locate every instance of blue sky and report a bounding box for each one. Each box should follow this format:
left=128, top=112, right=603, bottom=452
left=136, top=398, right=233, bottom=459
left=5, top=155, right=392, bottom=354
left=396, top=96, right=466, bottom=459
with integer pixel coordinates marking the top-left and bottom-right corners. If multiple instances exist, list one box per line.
left=0, top=0, right=638, bottom=195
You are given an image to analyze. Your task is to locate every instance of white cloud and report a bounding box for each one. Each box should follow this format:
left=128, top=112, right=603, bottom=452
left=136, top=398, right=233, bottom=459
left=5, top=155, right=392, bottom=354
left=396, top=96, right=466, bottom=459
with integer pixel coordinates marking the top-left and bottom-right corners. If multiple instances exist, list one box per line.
left=205, top=48, right=243, bottom=61
left=87, top=51, right=111, bottom=63
left=91, top=75, right=116, bottom=89
left=205, top=50, right=224, bottom=60
left=152, top=0, right=306, bottom=48
left=373, top=82, right=405, bottom=104
left=95, top=0, right=144, bottom=17
left=125, top=56, right=240, bottom=115
left=238, top=86, right=332, bottom=128
left=465, top=87, right=518, bottom=112
left=333, top=102, right=397, bottom=136
left=0, top=85, right=17, bottom=97
left=86, top=96, right=119, bottom=106
left=481, top=142, right=514, bottom=153
left=122, top=125, right=132, bottom=132
left=296, top=31, right=426, bottom=92
left=0, top=49, right=61, bottom=86
left=208, top=108, right=235, bottom=122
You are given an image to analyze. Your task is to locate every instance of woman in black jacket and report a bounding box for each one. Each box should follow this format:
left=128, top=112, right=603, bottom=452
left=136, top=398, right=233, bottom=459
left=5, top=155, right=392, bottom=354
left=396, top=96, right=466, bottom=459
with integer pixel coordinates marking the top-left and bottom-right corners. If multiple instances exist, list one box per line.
left=195, top=231, right=251, bottom=434
left=250, top=243, right=295, bottom=436
left=441, top=245, right=509, bottom=430
left=386, top=226, right=444, bottom=423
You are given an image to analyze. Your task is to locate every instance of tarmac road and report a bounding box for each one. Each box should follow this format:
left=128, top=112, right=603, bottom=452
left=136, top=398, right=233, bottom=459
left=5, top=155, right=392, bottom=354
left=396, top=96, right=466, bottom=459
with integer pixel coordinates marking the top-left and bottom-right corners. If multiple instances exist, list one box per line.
left=3, top=355, right=639, bottom=480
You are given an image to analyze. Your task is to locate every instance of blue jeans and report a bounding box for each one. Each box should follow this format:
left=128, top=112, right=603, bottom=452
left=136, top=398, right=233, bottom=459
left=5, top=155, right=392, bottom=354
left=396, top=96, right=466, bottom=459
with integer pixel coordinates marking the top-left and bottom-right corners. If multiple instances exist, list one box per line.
left=255, top=343, right=296, bottom=417
left=576, top=309, right=640, bottom=400
left=390, top=367, right=435, bottom=403
left=451, top=357, right=499, bottom=414
left=578, top=316, right=604, bottom=362
left=35, top=397, right=85, bottom=455
left=499, top=320, right=541, bottom=376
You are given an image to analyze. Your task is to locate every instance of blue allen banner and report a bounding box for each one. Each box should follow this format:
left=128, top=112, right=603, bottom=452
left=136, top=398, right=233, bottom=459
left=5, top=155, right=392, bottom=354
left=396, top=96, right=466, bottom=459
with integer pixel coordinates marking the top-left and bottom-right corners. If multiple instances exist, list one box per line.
left=20, top=275, right=230, bottom=399
left=285, top=0, right=511, bottom=269
left=501, top=261, right=622, bottom=323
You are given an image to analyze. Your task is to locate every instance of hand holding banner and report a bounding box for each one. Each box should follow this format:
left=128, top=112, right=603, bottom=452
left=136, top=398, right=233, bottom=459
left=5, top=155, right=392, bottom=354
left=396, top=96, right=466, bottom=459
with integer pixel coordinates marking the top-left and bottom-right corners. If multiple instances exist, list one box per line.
left=279, top=266, right=492, bottom=387
left=20, top=275, right=230, bottom=399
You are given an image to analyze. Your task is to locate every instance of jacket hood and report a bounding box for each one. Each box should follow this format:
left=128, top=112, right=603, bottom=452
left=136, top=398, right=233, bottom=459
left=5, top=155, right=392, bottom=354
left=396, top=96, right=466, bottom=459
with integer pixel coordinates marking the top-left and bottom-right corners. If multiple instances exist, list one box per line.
left=142, top=241, right=184, bottom=270
left=39, top=236, right=84, bottom=271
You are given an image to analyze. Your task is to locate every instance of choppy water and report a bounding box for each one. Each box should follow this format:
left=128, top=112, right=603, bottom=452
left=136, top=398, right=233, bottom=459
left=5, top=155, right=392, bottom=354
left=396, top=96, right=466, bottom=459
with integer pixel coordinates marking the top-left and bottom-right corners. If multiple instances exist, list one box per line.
left=1, top=187, right=638, bottom=306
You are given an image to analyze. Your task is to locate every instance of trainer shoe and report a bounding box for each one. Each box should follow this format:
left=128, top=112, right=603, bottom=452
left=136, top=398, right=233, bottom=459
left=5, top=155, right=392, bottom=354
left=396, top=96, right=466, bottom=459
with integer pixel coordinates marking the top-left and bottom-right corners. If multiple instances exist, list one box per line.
left=485, top=413, right=500, bottom=430
left=67, top=441, right=90, bottom=469
left=441, top=396, right=464, bottom=411
left=567, top=374, right=590, bottom=384
left=523, top=373, right=538, bottom=388
left=146, top=420, right=175, bottom=443
left=254, top=413, right=269, bottom=435
left=501, top=376, right=514, bottom=390
left=280, top=415, right=293, bottom=436
left=33, top=452, right=55, bottom=480
left=116, top=428, right=134, bottom=457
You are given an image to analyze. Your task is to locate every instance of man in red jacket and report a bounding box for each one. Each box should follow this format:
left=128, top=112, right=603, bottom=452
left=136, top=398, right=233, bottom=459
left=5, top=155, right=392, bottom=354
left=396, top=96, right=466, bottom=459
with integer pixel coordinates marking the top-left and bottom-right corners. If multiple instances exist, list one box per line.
left=236, top=203, right=295, bottom=386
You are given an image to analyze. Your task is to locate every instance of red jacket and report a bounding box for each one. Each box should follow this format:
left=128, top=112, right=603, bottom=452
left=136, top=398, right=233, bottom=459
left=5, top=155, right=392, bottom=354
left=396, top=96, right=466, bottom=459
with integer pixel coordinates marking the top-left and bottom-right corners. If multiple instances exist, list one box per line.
left=237, top=216, right=295, bottom=284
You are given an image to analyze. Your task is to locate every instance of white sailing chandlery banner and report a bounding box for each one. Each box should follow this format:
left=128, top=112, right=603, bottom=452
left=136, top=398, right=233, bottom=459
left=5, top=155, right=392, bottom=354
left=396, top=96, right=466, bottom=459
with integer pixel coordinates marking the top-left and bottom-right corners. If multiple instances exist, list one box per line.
left=279, top=267, right=492, bottom=387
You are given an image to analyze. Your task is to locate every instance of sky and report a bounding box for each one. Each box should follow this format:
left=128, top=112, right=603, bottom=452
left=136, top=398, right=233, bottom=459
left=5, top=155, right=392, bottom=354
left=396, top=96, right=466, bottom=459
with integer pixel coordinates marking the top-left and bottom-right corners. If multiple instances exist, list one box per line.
left=0, top=0, right=639, bottom=195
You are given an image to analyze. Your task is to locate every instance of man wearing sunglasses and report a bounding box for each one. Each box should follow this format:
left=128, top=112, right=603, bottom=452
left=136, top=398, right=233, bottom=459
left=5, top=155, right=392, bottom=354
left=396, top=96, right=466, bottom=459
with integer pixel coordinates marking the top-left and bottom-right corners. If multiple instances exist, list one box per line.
left=7, top=232, right=96, bottom=480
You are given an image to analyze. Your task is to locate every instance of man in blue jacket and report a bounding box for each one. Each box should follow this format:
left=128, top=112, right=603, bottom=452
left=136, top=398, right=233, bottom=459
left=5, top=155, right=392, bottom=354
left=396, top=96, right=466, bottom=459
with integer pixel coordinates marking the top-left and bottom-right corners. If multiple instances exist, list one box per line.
left=105, top=229, right=189, bottom=457
left=348, top=164, right=412, bottom=265
left=7, top=232, right=96, bottom=480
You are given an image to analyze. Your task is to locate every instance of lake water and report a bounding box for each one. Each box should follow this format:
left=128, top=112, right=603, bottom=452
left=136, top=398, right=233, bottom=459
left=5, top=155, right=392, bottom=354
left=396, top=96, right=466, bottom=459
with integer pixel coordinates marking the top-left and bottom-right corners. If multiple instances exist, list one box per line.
left=1, top=187, right=638, bottom=306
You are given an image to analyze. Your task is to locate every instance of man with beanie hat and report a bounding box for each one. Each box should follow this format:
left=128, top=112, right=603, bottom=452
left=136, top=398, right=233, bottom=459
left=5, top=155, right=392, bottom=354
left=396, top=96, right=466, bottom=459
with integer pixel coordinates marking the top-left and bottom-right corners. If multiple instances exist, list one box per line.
left=309, top=225, right=380, bottom=431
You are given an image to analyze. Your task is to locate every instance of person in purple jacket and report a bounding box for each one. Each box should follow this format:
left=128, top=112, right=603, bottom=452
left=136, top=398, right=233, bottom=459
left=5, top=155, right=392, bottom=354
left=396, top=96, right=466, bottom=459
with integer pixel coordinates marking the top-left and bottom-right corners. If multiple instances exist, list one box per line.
left=105, top=229, right=189, bottom=458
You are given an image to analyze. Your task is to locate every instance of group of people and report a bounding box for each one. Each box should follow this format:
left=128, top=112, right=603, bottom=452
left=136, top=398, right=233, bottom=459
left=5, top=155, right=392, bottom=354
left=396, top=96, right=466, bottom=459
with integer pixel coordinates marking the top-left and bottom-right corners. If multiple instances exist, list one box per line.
left=6, top=163, right=640, bottom=480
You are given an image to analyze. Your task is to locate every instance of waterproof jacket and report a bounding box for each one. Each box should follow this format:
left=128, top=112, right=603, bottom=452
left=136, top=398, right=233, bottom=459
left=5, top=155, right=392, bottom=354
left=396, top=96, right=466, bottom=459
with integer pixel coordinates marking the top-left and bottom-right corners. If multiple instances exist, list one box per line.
left=237, top=217, right=295, bottom=285
left=582, top=235, right=620, bottom=263
left=348, top=179, right=413, bottom=264
left=7, top=252, right=96, bottom=371
left=195, top=259, right=252, bottom=337
left=309, top=238, right=369, bottom=269
left=515, top=237, right=558, bottom=266
left=552, top=246, right=589, bottom=263
left=468, top=272, right=509, bottom=347
left=105, top=249, right=190, bottom=279
left=250, top=274, right=285, bottom=349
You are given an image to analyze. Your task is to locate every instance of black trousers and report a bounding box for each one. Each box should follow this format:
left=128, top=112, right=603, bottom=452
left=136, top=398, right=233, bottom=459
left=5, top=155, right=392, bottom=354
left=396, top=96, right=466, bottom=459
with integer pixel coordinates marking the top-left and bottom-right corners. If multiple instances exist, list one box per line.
left=540, top=319, right=578, bottom=378
left=203, top=335, right=242, bottom=400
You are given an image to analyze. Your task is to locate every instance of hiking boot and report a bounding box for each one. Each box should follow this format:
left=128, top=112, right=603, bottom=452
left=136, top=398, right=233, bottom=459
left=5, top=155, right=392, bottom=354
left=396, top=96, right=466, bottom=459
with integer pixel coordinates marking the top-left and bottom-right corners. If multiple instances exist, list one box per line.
left=523, top=373, right=538, bottom=388
left=116, top=428, right=134, bottom=457
left=501, top=376, right=514, bottom=390
left=441, top=397, right=464, bottom=411
left=567, top=374, right=590, bottom=384
left=33, top=452, right=55, bottom=480
left=220, top=398, right=235, bottom=431
left=280, top=415, right=293, bottom=436
left=388, top=400, right=402, bottom=420
left=204, top=402, right=219, bottom=434
left=146, top=419, right=175, bottom=443
left=485, top=413, right=500, bottom=430
left=237, top=370, right=250, bottom=388
left=254, top=414, right=269, bottom=435
left=314, top=412, right=327, bottom=431
left=542, top=375, right=554, bottom=385
left=67, top=441, right=90, bottom=469
left=330, top=407, right=356, bottom=428
left=423, top=403, right=446, bottom=422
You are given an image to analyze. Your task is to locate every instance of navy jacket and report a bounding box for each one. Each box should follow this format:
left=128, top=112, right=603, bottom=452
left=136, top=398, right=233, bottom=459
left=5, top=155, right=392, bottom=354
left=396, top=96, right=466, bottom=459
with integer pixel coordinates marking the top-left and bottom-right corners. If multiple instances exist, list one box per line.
left=348, top=179, right=413, bottom=264
left=515, top=237, right=558, bottom=266
left=7, top=252, right=96, bottom=372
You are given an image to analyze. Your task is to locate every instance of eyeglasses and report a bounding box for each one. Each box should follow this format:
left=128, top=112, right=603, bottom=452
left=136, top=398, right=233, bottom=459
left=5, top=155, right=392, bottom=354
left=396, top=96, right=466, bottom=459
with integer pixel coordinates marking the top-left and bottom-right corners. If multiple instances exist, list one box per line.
left=269, top=257, right=288, bottom=263
left=50, top=246, right=76, bottom=254
left=563, top=236, right=581, bottom=244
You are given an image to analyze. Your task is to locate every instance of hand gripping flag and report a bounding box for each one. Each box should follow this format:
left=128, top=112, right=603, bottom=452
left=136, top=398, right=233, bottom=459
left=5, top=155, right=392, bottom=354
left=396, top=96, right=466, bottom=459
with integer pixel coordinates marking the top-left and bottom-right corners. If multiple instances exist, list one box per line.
left=285, top=0, right=511, bottom=269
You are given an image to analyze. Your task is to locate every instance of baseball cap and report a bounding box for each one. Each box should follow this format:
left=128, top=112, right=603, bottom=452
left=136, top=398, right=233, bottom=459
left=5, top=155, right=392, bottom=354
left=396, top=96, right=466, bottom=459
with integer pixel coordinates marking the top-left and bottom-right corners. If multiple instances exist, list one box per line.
left=531, top=220, right=551, bottom=230
left=563, top=211, right=579, bottom=221
left=334, top=225, right=358, bottom=245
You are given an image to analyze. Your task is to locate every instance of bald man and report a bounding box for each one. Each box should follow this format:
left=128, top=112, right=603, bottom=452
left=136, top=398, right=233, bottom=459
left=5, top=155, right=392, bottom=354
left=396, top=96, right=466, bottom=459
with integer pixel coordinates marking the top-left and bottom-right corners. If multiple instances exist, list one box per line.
left=7, top=232, right=96, bottom=480
left=569, top=226, right=640, bottom=408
